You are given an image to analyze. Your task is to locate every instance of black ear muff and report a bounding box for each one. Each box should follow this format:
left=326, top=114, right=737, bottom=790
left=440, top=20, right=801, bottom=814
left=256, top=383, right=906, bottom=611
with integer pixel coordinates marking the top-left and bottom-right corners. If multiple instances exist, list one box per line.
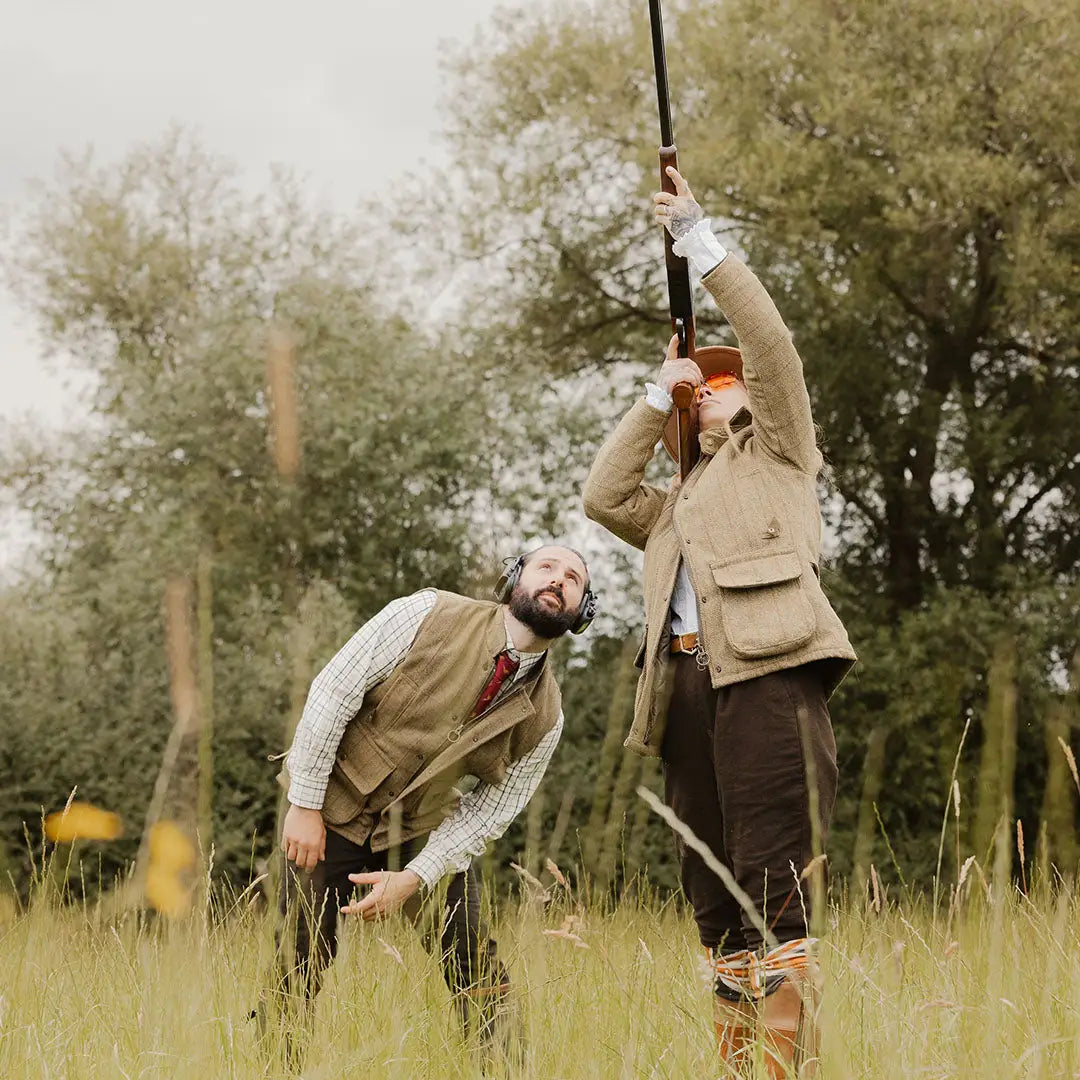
left=493, top=554, right=526, bottom=604
left=571, top=588, right=599, bottom=635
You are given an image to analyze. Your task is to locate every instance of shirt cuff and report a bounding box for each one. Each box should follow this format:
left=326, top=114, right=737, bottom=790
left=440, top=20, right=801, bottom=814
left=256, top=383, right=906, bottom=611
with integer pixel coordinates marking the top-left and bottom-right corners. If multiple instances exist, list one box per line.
left=286, top=774, right=328, bottom=810
left=404, top=846, right=452, bottom=891
left=644, top=382, right=674, bottom=412
left=671, top=218, right=729, bottom=279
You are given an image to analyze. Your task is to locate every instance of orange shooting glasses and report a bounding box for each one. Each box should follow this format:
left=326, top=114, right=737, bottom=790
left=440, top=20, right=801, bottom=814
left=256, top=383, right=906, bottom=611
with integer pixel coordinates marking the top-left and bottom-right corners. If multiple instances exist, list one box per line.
left=695, top=371, right=740, bottom=403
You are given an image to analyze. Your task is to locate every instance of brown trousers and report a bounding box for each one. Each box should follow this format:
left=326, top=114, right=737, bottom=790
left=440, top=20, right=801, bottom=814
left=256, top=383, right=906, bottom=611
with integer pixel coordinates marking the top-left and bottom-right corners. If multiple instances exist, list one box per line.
left=661, top=656, right=838, bottom=951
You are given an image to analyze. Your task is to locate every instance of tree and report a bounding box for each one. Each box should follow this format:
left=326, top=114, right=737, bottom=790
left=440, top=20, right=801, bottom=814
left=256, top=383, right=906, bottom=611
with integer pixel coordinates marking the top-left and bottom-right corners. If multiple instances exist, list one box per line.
left=422, top=0, right=1080, bottom=880
left=0, top=133, right=515, bottom=890
left=430, top=0, right=1080, bottom=611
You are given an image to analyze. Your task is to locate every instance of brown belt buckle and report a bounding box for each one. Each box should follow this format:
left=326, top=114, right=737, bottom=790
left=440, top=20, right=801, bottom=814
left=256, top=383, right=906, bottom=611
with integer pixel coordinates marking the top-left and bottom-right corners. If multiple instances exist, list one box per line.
left=673, top=632, right=710, bottom=671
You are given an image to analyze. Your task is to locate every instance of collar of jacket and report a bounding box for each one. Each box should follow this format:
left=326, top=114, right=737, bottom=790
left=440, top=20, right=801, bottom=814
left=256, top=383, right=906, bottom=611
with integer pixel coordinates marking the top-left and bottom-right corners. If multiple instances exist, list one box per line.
left=698, top=405, right=753, bottom=456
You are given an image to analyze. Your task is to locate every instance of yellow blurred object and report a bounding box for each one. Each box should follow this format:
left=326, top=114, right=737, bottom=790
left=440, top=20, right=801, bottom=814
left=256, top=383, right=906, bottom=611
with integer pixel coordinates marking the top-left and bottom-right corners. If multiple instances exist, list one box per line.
left=145, top=862, right=192, bottom=919
left=148, top=821, right=197, bottom=872
left=142, top=821, right=197, bottom=919
left=44, top=802, right=124, bottom=843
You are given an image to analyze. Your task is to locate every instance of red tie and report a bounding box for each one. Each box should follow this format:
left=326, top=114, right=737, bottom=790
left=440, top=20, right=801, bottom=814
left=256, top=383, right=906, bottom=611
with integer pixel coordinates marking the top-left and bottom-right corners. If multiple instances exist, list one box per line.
left=472, top=651, right=520, bottom=718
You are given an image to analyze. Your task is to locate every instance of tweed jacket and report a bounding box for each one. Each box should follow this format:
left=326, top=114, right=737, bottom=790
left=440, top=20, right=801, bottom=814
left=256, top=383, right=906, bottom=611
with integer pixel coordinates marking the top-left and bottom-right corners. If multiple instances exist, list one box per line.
left=582, top=255, right=856, bottom=757
left=285, top=591, right=562, bottom=848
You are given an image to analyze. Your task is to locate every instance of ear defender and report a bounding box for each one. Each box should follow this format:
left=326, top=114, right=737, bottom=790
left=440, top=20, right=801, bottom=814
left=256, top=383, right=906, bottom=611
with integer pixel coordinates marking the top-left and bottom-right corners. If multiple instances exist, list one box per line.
left=571, top=588, right=599, bottom=635
left=494, top=553, right=598, bottom=634
left=493, top=554, right=527, bottom=605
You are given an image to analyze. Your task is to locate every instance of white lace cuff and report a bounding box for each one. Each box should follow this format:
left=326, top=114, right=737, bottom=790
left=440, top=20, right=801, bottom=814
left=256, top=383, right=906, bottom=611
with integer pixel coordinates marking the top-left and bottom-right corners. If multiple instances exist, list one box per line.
left=671, top=218, right=729, bottom=278
left=644, top=382, right=674, bottom=412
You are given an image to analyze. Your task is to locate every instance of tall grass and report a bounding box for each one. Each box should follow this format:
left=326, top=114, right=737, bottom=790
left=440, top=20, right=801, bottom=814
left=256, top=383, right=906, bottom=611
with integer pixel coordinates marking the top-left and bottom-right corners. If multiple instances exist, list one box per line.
left=2, top=868, right=1079, bottom=1079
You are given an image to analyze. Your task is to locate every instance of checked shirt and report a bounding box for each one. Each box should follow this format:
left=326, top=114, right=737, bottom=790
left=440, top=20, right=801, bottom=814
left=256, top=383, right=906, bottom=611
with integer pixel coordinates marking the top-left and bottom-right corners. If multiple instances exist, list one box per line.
left=285, top=589, right=563, bottom=889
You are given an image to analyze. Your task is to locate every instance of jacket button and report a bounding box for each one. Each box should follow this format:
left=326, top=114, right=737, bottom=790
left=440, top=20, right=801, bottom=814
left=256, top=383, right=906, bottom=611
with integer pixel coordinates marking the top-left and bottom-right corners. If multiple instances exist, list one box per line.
left=700, top=596, right=707, bottom=605
left=470, top=735, right=479, bottom=743
left=683, top=493, right=689, bottom=500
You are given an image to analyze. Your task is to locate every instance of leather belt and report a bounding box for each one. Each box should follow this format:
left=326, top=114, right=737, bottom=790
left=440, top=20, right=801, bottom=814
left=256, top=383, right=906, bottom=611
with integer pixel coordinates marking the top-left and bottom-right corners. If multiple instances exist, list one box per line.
left=670, top=632, right=700, bottom=654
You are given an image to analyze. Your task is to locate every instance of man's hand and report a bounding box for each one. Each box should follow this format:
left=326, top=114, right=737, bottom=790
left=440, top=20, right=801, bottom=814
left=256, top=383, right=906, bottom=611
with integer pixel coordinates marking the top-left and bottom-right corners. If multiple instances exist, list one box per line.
left=281, top=803, right=326, bottom=871
left=653, top=166, right=704, bottom=240
left=656, top=332, right=703, bottom=396
left=341, top=869, right=422, bottom=920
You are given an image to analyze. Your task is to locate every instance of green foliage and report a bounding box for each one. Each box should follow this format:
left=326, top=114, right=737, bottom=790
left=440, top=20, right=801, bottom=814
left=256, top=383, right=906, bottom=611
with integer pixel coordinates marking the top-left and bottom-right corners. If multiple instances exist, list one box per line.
left=425, top=0, right=1080, bottom=885
left=4, top=0, right=1080, bottom=903
left=434, top=0, right=1080, bottom=611
left=0, top=135, right=527, bottom=893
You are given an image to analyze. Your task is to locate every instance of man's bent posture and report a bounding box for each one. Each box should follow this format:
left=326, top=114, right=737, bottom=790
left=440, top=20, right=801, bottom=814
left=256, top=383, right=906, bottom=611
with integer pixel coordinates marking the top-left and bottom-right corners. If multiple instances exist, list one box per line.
left=583, top=168, right=856, bottom=1076
left=266, top=546, right=596, bottom=1064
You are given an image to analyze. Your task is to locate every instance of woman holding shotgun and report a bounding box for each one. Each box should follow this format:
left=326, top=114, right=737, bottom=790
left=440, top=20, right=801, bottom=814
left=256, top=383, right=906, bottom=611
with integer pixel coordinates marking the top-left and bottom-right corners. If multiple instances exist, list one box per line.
left=583, top=166, right=856, bottom=1075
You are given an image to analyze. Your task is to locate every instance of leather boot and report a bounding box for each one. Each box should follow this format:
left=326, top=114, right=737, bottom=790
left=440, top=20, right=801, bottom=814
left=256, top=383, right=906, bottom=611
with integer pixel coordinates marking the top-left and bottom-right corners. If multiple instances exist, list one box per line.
left=714, top=995, right=755, bottom=1075
left=759, top=975, right=820, bottom=1078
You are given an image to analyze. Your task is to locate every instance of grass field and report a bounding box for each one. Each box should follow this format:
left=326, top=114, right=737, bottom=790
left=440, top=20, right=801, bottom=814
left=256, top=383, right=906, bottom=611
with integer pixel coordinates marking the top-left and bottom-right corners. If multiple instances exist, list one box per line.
left=2, top=865, right=1079, bottom=1080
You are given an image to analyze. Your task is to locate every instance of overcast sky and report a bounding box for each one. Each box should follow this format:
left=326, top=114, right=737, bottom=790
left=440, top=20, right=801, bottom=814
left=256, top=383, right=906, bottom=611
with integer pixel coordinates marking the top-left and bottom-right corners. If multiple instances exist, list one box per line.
left=0, top=0, right=513, bottom=429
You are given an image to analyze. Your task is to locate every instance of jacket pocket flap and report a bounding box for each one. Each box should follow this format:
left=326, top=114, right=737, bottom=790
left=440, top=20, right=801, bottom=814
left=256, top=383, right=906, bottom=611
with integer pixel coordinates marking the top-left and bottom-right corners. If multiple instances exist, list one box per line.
left=335, top=723, right=396, bottom=796
left=711, top=551, right=803, bottom=590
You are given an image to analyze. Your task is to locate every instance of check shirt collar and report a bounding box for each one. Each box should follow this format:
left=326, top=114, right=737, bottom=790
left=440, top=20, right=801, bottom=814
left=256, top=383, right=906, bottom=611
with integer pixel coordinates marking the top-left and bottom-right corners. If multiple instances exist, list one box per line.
left=502, top=610, right=547, bottom=682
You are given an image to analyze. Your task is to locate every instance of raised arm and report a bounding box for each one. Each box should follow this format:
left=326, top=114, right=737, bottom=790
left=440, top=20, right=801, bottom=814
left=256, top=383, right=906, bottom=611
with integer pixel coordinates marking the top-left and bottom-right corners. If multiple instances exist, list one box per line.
left=701, top=255, right=820, bottom=473
left=656, top=166, right=820, bottom=474
left=582, top=334, right=701, bottom=549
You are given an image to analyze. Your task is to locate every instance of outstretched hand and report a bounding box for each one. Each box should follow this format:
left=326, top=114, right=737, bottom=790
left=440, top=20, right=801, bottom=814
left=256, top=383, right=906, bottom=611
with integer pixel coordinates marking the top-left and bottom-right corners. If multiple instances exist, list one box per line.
left=340, top=869, right=422, bottom=920
left=653, top=166, right=704, bottom=240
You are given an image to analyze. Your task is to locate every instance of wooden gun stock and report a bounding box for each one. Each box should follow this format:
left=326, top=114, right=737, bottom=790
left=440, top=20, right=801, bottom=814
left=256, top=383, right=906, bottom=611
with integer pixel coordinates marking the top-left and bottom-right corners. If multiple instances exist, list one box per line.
left=672, top=381, right=695, bottom=480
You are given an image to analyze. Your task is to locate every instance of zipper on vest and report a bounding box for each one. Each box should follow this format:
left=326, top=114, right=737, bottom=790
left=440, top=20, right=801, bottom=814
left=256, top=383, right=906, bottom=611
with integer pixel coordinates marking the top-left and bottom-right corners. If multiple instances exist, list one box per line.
left=447, top=686, right=527, bottom=745
left=446, top=657, right=505, bottom=745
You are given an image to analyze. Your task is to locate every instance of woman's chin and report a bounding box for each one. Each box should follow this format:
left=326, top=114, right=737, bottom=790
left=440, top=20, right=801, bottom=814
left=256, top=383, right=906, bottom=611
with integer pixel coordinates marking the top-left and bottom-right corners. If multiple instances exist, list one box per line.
left=697, top=408, right=730, bottom=431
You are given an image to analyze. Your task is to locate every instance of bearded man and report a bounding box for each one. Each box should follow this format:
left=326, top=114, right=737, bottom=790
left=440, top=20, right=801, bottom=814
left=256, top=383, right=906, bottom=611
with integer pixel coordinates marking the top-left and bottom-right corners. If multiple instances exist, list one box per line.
left=583, top=167, right=856, bottom=1076
left=265, top=545, right=596, bottom=1064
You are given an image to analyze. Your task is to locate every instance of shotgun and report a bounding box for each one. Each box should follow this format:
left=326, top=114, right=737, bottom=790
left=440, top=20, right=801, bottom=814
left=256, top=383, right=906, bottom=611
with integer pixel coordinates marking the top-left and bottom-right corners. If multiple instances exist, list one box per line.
left=648, top=0, right=699, bottom=478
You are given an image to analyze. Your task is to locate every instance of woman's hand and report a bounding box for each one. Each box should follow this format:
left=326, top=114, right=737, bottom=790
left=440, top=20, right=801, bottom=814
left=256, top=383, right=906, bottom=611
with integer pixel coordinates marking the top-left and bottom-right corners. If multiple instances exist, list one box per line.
left=656, top=332, right=703, bottom=396
left=653, top=166, right=704, bottom=240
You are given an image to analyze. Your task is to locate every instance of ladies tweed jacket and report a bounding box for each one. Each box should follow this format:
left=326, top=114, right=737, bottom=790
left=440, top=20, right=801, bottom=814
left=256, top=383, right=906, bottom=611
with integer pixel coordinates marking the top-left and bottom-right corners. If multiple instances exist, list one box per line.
left=582, top=255, right=856, bottom=757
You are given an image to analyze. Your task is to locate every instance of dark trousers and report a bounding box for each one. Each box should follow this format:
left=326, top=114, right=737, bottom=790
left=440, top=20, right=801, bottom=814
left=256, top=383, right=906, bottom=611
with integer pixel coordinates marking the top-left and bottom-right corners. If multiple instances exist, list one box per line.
left=272, top=829, right=507, bottom=1037
left=661, top=656, right=838, bottom=952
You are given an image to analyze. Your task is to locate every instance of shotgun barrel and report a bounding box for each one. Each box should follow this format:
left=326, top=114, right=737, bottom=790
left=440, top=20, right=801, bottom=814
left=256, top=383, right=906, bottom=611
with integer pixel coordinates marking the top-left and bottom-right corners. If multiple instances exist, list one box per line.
left=648, top=0, right=698, bottom=477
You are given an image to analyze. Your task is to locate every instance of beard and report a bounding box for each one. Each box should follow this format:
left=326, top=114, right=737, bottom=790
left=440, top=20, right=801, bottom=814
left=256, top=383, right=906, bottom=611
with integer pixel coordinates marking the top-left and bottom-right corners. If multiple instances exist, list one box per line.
left=508, top=584, right=578, bottom=639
